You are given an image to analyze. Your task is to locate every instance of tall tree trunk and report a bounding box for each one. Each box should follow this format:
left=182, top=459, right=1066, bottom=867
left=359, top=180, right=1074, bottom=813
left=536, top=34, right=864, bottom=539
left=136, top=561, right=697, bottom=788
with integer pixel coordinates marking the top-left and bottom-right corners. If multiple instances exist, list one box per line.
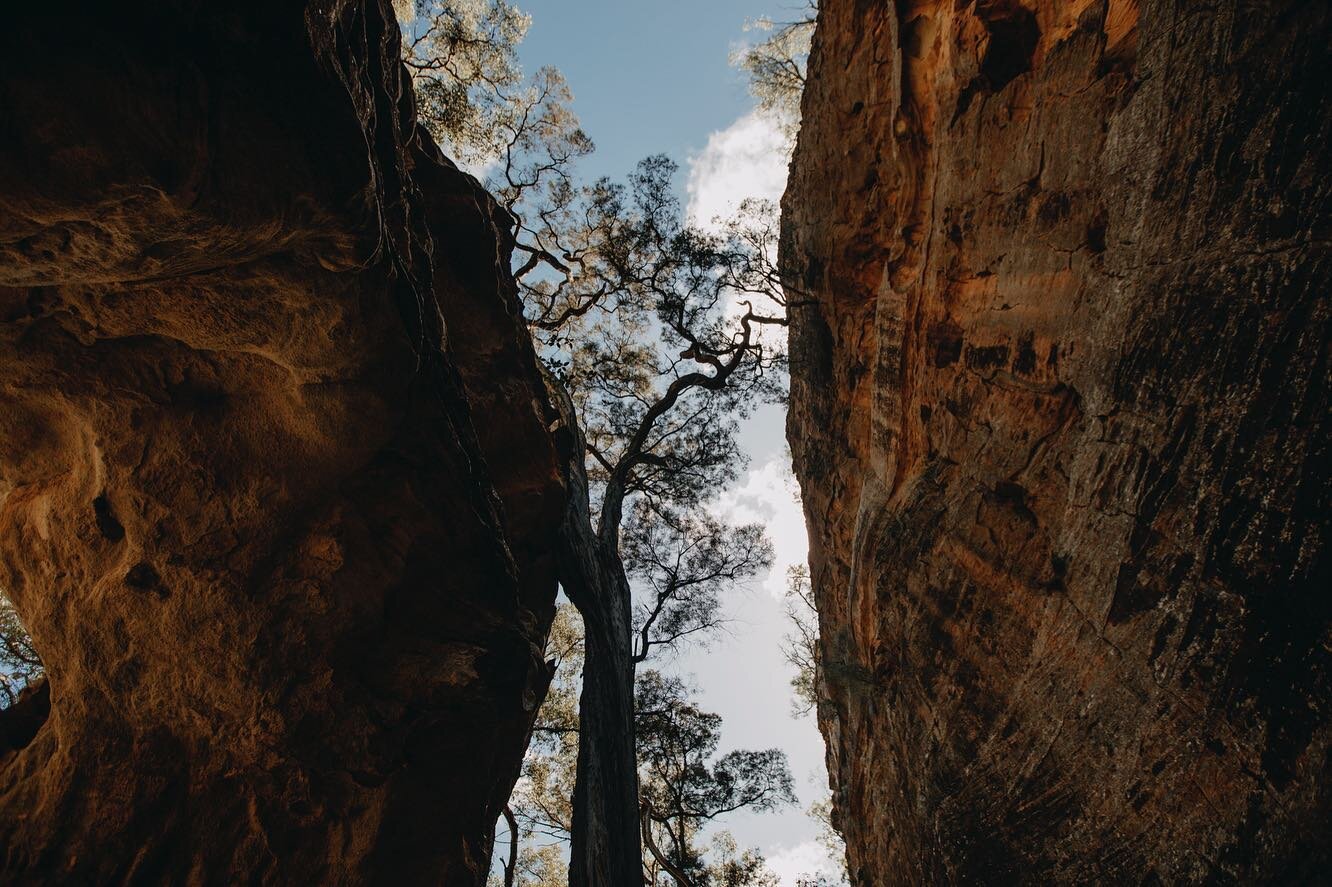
left=641, top=805, right=694, bottom=887
left=546, top=376, right=644, bottom=887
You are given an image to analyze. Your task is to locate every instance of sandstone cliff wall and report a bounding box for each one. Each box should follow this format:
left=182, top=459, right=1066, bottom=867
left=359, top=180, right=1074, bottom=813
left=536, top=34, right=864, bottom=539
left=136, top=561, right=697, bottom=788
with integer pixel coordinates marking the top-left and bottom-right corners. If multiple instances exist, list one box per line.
left=0, top=2, right=563, bottom=883
left=783, top=0, right=1329, bottom=881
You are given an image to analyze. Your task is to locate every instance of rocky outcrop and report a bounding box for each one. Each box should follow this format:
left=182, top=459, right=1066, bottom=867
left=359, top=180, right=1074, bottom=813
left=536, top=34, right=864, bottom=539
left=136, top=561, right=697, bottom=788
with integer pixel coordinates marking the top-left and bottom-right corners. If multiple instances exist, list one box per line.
left=783, top=0, right=1329, bottom=881
left=0, top=2, right=563, bottom=883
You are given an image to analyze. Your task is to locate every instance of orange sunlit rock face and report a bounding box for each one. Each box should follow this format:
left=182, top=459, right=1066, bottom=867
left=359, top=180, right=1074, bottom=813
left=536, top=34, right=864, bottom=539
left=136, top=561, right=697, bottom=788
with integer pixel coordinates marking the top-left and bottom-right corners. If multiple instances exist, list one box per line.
left=783, top=0, right=1329, bottom=881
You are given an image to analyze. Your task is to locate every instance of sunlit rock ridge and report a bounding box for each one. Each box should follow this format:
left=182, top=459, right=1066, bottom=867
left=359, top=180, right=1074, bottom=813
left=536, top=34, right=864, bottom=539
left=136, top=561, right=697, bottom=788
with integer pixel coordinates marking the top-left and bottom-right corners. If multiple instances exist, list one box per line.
left=782, top=0, right=1329, bottom=881
left=0, top=2, right=564, bottom=883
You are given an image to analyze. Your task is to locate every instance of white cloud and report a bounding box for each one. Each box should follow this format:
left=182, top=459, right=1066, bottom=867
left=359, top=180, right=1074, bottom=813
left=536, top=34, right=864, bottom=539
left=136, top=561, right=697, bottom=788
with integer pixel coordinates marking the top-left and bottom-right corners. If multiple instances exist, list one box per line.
left=686, top=111, right=791, bottom=233
left=457, top=154, right=502, bottom=184
left=710, top=455, right=807, bottom=600
left=766, top=839, right=845, bottom=886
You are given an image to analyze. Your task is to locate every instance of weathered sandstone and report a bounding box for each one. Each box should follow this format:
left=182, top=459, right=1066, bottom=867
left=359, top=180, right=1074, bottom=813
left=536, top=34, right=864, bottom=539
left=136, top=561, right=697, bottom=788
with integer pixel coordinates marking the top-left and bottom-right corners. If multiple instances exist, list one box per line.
left=783, top=0, right=1329, bottom=881
left=0, top=2, right=562, bottom=883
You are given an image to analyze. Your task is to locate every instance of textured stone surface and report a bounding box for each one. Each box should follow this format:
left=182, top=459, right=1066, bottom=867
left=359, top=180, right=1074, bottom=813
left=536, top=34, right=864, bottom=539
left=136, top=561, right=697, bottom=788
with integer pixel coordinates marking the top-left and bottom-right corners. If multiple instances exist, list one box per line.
left=0, top=2, right=562, bottom=883
left=782, top=0, right=1329, bottom=881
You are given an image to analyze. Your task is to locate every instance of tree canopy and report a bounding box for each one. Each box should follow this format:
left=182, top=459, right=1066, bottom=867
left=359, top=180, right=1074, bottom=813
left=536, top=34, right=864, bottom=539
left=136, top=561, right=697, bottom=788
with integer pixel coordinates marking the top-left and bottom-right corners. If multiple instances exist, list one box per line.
left=403, top=2, right=825, bottom=884
left=494, top=605, right=797, bottom=887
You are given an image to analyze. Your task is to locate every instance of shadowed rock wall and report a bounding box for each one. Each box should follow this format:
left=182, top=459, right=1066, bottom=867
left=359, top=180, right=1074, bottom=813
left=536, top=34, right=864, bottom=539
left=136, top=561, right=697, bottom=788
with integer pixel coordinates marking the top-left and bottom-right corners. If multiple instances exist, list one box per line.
left=782, top=0, right=1329, bottom=881
left=0, top=2, right=563, bottom=883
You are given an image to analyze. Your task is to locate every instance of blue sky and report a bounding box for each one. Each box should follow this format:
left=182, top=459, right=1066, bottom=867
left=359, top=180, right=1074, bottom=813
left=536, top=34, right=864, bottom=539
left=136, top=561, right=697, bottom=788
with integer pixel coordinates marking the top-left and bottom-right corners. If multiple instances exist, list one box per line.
left=509, top=2, right=838, bottom=882
left=514, top=0, right=783, bottom=183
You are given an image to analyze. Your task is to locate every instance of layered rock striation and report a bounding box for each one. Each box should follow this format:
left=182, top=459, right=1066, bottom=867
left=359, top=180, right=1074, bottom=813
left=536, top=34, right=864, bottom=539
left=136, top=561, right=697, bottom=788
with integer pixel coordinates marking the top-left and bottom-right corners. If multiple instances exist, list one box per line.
left=783, top=0, right=1329, bottom=881
left=0, top=2, right=563, bottom=883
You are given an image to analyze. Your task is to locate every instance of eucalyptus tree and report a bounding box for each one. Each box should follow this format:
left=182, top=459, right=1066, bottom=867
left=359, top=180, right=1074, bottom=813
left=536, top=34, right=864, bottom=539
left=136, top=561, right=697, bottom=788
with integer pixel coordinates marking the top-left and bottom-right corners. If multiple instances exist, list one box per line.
left=404, top=5, right=794, bottom=883
left=732, top=2, right=817, bottom=137
left=636, top=670, right=793, bottom=887
left=782, top=564, right=820, bottom=717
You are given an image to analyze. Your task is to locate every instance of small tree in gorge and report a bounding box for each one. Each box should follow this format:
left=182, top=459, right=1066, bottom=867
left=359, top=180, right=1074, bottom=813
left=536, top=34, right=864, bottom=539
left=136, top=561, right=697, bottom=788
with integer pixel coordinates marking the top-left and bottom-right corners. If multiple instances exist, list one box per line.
left=0, top=594, right=43, bottom=709
left=637, top=670, right=794, bottom=886
left=493, top=604, right=582, bottom=887
left=783, top=564, right=821, bottom=717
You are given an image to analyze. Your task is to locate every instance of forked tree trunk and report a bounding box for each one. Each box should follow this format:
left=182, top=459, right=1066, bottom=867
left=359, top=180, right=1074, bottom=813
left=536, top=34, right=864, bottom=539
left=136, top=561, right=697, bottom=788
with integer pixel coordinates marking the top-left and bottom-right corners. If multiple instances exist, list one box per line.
left=546, top=378, right=644, bottom=887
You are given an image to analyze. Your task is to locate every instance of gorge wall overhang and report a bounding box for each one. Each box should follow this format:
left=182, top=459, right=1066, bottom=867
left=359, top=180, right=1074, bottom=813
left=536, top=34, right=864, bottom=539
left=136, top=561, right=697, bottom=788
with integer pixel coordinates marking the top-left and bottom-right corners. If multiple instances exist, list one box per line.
left=0, top=2, right=563, bottom=883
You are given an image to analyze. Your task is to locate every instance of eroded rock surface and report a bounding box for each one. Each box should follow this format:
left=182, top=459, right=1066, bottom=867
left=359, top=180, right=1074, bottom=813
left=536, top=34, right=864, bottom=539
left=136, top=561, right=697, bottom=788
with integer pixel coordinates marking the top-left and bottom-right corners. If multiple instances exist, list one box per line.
left=783, top=0, right=1329, bottom=881
left=0, top=2, right=562, bottom=883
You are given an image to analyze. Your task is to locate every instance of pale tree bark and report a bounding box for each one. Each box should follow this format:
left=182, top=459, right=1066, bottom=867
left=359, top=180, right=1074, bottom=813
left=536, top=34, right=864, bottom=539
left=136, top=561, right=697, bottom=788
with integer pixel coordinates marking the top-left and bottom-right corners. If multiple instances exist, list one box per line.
left=641, top=804, right=694, bottom=887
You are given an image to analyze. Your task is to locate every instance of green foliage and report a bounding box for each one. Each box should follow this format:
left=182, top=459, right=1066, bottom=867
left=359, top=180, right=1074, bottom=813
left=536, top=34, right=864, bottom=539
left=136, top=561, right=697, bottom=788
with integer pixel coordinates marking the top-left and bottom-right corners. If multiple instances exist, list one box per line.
left=489, top=604, right=582, bottom=885
left=513, top=603, right=582, bottom=842
left=783, top=564, right=820, bottom=716
left=403, top=0, right=592, bottom=211
left=704, top=832, right=781, bottom=887
left=518, top=156, right=789, bottom=522
left=486, top=839, right=568, bottom=887
left=0, top=593, right=42, bottom=709
left=511, top=843, right=569, bottom=886
left=797, top=798, right=850, bottom=885
left=637, top=670, right=795, bottom=885
left=731, top=3, right=817, bottom=137
left=625, top=504, right=773, bottom=663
